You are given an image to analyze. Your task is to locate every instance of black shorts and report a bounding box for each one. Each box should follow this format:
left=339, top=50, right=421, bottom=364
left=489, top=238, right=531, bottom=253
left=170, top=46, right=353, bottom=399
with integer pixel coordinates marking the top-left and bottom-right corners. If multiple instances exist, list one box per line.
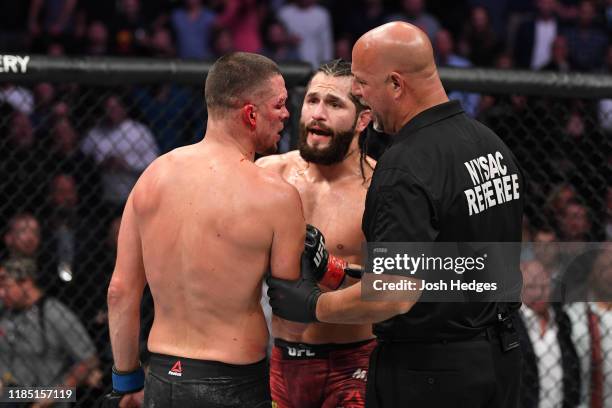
left=144, top=353, right=271, bottom=408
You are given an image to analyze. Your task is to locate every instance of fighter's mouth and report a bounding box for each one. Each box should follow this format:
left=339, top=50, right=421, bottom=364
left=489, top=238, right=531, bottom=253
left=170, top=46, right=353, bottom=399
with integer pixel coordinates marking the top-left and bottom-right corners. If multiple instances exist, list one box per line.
left=308, top=127, right=333, bottom=137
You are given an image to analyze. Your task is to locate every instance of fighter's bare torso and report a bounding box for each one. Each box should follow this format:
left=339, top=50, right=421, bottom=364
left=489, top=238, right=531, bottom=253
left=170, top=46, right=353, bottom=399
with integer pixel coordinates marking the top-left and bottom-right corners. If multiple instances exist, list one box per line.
left=259, top=150, right=375, bottom=344
left=137, top=142, right=303, bottom=364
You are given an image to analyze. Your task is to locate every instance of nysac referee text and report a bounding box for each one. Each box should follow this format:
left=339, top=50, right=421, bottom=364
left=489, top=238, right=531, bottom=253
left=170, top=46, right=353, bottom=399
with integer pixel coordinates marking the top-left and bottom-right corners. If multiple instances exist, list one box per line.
left=463, top=151, right=520, bottom=216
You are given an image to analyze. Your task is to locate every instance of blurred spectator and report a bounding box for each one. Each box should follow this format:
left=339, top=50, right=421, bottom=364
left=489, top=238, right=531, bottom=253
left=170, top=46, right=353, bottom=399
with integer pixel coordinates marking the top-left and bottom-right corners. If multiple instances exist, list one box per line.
left=566, top=246, right=612, bottom=408
left=211, top=27, right=235, bottom=57
left=132, top=82, right=199, bottom=153
left=80, top=95, right=159, bottom=212
left=555, top=0, right=581, bottom=21
left=518, top=260, right=581, bottom=408
left=459, top=5, right=500, bottom=67
left=81, top=20, right=110, bottom=56
left=434, top=29, right=481, bottom=117
left=278, top=0, right=333, bottom=68
left=533, top=227, right=562, bottom=277
left=334, top=35, right=352, bottom=61
left=495, top=51, right=514, bottom=69
left=477, top=52, right=515, bottom=112
left=546, top=183, right=578, bottom=224
left=44, top=117, right=102, bottom=208
left=0, top=84, right=34, bottom=116
left=28, top=0, right=78, bottom=39
left=564, top=0, right=607, bottom=72
left=542, top=35, right=573, bottom=72
left=513, top=0, right=560, bottom=69
left=341, top=0, right=387, bottom=43
left=29, top=82, right=56, bottom=134
left=468, top=0, right=510, bottom=37
left=0, top=258, right=102, bottom=392
left=170, top=0, right=217, bottom=60
left=111, top=0, right=149, bottom=56
left=214, top=0, right=262, bottom=53
left=40, top=174, right=98, bottom=288
left=385, top=0, right=441, bottom=40
left=260, top=18, right=300, bottom=62
left=557, top=199, right=592, bottom=242
left=599, top=45, right=612, bottom=132
left=0, top=112, right=49, bottom=222
left=2, top=211, right=66, bottom=303
left=3, top=213, right=41, bottom=261
left=147, top=26, right=176, bottom=58
left=47, top=41, right=66, bottom=56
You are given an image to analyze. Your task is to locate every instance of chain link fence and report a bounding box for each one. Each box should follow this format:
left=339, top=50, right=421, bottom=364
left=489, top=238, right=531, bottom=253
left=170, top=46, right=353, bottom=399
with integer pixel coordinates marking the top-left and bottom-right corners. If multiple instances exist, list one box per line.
left=0, top=56, right=609, bottom=406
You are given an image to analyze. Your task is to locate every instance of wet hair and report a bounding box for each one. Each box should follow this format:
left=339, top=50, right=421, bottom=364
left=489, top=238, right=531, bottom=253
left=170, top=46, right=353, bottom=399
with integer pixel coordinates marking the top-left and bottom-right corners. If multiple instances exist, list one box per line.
left=205, top=52, right=281, bottom=117
left=309, top=59, right=373, bottom=182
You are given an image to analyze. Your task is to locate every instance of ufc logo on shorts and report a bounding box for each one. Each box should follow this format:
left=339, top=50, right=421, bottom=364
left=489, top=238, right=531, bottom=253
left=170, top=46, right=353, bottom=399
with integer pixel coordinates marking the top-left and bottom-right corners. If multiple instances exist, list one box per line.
left=313, top=237, right=325, bottom=267
left=352, top=368, right=367, bottom=381
left=287, top=347, right=316, bottom=357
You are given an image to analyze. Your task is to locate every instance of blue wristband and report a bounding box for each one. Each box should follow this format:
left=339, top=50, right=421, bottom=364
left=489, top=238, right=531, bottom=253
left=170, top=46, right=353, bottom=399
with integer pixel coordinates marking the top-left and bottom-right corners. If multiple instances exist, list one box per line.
left=112, top=366, right=145, bottom=393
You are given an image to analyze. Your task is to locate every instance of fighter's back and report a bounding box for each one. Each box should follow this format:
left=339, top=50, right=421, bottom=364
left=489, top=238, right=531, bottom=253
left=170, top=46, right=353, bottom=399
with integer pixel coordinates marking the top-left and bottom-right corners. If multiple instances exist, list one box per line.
left=133, top=143, right=288, bottom=364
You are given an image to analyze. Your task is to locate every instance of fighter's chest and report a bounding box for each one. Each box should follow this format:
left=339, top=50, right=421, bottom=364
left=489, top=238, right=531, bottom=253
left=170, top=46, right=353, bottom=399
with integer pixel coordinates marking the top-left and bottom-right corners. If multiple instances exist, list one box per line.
left=293, top=180, right=365, bottom=258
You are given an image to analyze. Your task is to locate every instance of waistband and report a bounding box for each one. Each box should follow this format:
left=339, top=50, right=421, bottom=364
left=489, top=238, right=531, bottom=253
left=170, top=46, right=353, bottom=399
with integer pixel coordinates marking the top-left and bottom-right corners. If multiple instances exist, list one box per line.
left=148, top=352, right=268, bottom=381
left=273, top=338, right=375, bottom=359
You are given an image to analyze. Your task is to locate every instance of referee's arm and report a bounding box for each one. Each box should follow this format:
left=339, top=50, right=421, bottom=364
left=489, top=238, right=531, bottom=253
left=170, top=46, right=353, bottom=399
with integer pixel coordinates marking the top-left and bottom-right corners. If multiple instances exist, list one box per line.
left=316, top=179, right=435, bottom=324
left=315, top=278, right=418, bottom=324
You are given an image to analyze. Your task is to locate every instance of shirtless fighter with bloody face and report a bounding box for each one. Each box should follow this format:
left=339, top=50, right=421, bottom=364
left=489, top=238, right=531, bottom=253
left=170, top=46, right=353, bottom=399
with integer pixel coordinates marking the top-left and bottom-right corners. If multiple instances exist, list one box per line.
left=103, top=53, right=311, bottom=408
left=258, top=59, right=374, bottom=408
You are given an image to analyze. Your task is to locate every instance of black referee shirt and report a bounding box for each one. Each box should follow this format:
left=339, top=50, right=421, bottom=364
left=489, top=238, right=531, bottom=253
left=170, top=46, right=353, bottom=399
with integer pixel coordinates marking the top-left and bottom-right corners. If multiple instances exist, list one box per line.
left=362, top=100, right=524, bottom=341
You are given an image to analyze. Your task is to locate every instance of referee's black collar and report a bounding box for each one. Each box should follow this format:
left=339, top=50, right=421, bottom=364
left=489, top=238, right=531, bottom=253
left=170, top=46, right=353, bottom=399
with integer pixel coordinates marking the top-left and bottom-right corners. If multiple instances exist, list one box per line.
left=392, top=100, right=464, bottom=144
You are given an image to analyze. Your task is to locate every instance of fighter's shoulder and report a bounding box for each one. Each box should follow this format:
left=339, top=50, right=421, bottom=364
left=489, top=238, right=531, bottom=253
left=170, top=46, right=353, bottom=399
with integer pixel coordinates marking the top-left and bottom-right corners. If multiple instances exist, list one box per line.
left=132, top=150, right=180, bottom=209
left=135, top=149, right=176, bottom=184
left=254, top=161, right=302, bottom=212
left=255, top=151, right=303, bottom=174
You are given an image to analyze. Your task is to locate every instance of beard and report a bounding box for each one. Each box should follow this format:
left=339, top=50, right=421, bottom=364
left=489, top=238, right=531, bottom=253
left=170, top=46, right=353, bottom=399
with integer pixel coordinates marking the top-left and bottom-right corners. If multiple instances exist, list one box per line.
left=298, top=120, right=356, bottom=165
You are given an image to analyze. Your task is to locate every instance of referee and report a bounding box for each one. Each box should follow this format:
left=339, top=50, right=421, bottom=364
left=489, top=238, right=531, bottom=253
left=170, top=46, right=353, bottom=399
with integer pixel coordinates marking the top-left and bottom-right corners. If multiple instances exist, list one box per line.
left=267, top=22, right=524, bottom=408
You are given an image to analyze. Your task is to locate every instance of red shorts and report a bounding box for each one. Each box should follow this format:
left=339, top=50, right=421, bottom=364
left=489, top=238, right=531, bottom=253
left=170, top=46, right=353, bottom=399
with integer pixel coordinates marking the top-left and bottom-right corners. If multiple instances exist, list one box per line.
left=270, top=338, right=375, bottom=408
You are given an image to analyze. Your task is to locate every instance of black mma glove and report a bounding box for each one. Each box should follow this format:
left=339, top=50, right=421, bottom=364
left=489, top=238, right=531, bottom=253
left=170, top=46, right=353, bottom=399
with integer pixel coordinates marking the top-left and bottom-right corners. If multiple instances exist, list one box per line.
left=267, top=249, right=322, bottom=323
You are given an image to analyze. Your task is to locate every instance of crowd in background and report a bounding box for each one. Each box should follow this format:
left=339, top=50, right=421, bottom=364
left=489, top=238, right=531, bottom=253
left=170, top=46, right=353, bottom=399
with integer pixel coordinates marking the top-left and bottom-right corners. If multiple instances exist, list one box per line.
left=0, top=0, right=610, bottom=406
left=0, top=0, right=610, bottom=72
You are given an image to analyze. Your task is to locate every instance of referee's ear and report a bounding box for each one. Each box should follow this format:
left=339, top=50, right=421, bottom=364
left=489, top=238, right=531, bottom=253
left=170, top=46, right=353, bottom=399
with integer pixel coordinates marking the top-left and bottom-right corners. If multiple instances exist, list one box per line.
left=389, top=72, right=404, bottom=99
left=355, top=109, right=372, bottom=134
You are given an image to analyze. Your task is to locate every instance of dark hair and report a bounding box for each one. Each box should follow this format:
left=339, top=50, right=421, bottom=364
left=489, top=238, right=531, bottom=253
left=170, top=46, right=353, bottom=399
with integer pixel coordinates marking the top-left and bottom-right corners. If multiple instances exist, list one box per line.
left=309, top=59, right=373, bottom=182
left=205, top=52, right=281, bottom=116
left=311, top=59, right=368, bottom=116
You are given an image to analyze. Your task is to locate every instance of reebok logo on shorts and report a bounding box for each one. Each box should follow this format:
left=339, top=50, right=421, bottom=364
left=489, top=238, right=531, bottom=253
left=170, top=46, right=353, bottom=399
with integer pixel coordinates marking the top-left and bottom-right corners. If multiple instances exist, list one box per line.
left=168, top=360, right=182, bottom=377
